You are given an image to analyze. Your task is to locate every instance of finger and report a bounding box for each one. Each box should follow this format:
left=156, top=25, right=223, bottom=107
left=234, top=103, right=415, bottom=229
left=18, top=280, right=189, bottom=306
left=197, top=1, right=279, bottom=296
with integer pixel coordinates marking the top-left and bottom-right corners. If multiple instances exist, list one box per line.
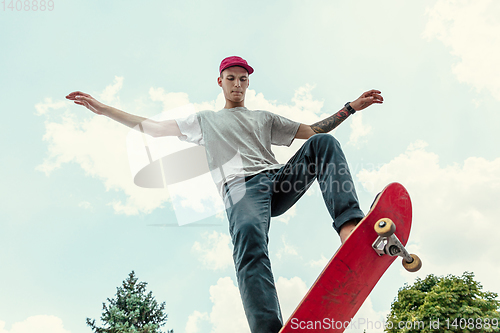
left=66, top=91, right=91, bottom=99
left=66, top=92, right=82, bottom=100
left=361, top=91, right=375, bottom=98
left=366, top=93, right=383, bottom=101
left=363, top=90, right=381, bottom=98
left=66, top=91, right=83, bottom=98
left=75, top=95, right=91, bottom=102
left=73, top=99, right=90, bottom=108
left=372, top=94, right=383, bottom=101
left=368, top=96, right=383, bottom=104
left=68, top=91, right=90, bottom=97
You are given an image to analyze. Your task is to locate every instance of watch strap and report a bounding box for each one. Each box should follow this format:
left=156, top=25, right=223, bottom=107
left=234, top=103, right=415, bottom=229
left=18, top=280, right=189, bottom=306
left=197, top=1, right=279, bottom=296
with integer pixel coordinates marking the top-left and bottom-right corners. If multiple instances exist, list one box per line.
left=344, top=102, right=356, bottom=114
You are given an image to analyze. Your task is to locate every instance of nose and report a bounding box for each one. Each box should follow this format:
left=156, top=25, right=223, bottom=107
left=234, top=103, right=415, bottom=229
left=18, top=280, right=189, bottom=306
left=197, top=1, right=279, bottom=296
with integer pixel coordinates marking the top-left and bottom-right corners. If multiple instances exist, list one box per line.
left=234, top=79, right=241, bottom=87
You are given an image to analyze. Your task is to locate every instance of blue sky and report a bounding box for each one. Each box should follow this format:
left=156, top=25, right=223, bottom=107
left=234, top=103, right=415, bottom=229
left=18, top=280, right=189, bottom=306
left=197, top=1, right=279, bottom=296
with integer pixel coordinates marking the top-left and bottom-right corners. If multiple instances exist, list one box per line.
left=1, top=0, right=500, bottom=332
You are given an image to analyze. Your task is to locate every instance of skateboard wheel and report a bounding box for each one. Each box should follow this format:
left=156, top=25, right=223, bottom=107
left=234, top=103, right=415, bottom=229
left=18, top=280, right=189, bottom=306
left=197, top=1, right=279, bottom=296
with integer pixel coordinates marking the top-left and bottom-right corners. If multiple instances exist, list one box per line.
left=374, top=218, right=396, bottom=237
left=403, top=254, right=422, bottom=272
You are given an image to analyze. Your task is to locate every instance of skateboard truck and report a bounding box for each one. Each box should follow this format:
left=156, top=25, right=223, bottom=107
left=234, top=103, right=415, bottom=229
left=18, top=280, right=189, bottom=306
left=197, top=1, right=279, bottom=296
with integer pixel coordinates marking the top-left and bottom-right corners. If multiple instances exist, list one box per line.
left=372, top=218, right=422, bottom=272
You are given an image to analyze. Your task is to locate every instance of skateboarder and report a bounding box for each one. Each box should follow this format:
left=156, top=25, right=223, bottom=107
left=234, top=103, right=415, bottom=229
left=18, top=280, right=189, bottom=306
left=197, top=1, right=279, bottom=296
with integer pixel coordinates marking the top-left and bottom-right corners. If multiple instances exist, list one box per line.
left=66, top=56, right=383, bottom=333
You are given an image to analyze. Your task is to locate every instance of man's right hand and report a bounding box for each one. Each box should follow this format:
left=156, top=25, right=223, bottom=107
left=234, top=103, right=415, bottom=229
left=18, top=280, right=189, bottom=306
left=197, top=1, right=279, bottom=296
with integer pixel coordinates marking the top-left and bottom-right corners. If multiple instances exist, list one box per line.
left=66, top=91, right=107, bottom=115
left=66, top=90, right=182, bottom=137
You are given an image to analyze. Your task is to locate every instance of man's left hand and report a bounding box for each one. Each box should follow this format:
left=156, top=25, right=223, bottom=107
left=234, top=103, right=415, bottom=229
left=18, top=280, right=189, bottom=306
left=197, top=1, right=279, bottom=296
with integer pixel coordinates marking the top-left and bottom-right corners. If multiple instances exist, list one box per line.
left=350, top=90, right=384, bottom=111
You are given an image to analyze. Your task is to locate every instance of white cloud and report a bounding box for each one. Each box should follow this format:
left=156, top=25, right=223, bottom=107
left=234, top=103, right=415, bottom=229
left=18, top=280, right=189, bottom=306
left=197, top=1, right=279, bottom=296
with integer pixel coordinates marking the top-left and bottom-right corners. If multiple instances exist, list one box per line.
left=78, top=201, right=92, bottom=210
left=423, top=0, right=500, bottom=101
left=208, top=277, right=249, bottom=333
left=34, top=98, right=66, bottom=116
left=190, top=275, right=310, bottom=333
left=35, top=105, right=169, bottom=215
left=192, top=231, right=233, bottom=270
left=275, top=276, right=309, bottom=322
left=184, top=311, right=209, bottom=333
left=0, top=316, right=70, bottom=333
left=149, top=87, right=192, bottom=111
left=246, top=83, right=325, bottom=124
left=276, top=235, right=299, bottom=260
left=357, top=140, right=500, bottom=293
left=348, top=113, right=372, bottom=147
left=99, top=76, right=124, bottom=105
left=308, top=254, right=329, bottom=268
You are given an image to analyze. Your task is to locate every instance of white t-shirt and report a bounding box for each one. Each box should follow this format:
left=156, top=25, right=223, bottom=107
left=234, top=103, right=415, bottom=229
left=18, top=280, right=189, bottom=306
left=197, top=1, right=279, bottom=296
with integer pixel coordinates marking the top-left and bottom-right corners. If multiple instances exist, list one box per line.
left=175, top=107, right=301, bottom=195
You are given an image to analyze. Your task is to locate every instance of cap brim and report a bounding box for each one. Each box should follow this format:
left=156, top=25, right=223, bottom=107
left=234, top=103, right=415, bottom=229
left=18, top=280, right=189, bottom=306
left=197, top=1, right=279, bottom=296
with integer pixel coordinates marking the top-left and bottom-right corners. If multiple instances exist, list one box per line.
left=221, top=63, right=254, bottom=75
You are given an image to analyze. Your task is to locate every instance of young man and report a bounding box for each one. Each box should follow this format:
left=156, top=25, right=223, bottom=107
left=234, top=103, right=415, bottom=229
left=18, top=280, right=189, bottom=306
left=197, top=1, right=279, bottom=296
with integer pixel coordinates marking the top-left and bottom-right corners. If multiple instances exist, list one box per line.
left=66, top=56, right=383, bottom=333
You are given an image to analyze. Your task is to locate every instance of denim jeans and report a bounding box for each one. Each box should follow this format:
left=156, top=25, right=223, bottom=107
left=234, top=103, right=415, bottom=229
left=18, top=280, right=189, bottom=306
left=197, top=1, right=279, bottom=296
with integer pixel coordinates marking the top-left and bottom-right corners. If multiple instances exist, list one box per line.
left=222, top=134, right=365, bottom=333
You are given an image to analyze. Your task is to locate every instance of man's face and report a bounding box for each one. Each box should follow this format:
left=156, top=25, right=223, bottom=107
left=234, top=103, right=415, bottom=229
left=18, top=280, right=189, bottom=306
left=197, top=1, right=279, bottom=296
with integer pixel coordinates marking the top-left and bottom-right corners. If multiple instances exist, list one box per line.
left=217, top=66, right=249, bottom=104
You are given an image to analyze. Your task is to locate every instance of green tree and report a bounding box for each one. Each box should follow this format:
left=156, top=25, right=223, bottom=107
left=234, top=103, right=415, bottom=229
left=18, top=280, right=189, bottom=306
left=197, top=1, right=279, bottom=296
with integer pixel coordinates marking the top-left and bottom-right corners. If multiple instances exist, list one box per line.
left=385, top=272, right=500, bottom=332
left=86, top=271, right=173, bottom=333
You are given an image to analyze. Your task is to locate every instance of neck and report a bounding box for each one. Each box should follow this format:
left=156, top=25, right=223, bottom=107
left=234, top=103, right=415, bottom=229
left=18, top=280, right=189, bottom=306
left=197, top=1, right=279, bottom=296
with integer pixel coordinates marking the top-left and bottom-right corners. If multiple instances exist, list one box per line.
left=224, top=100, right=245, bottom=109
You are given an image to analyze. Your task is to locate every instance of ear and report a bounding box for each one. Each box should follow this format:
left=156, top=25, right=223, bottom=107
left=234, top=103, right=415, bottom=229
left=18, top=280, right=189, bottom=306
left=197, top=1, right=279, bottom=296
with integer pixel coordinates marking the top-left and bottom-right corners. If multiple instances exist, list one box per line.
left=217, top=76, right=222, bottom=87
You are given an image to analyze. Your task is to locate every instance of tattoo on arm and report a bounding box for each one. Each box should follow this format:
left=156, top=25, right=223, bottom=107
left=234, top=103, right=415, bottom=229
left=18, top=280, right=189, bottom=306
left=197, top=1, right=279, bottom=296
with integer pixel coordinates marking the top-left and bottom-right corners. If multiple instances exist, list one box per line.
left=310, top=107, right=351, bottom=133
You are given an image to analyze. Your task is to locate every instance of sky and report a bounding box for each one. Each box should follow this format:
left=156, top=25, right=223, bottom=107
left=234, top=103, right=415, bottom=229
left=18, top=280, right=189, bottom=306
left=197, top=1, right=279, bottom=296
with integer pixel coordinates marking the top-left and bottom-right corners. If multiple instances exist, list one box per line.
left=1, top=0, right=500, bottom=332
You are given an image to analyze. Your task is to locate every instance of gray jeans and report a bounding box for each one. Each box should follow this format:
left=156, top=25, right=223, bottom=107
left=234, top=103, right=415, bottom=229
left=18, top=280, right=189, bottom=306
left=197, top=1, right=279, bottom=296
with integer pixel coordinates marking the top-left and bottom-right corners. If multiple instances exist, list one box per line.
left=223, top=134, right=365, bottom=333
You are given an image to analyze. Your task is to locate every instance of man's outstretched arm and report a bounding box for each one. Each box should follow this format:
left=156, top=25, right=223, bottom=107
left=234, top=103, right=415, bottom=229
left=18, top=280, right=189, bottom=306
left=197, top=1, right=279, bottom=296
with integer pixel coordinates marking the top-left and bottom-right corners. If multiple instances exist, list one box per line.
left=294, top=89, right=383, bottom=140
left=65, top=91, right=181, bottom=137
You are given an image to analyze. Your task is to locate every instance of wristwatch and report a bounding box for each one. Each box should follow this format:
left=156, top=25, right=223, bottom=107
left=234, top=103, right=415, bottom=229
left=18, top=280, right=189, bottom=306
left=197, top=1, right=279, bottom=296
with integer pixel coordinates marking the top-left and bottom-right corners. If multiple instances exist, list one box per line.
left=344, top=102, right=356, bottom=114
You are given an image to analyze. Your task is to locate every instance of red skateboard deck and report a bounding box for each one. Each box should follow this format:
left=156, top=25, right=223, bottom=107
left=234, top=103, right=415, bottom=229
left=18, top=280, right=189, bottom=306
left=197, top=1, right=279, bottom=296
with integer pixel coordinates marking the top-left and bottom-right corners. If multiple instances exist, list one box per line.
left=279, top=182, right=413, bottom=332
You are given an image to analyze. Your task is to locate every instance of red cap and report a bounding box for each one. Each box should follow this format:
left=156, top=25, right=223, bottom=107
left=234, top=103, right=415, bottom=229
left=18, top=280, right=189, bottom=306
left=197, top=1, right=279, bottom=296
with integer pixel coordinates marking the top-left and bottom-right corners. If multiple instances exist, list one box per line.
left=219, top=56, right=254, bottom=75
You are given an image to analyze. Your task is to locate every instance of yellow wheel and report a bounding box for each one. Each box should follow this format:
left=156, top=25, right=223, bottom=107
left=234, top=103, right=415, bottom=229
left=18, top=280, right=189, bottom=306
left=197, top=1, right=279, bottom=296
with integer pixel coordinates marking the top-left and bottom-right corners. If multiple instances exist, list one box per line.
left=403, top=254, right=422, bottom=272
left=374, top=218, right=396, bottom=237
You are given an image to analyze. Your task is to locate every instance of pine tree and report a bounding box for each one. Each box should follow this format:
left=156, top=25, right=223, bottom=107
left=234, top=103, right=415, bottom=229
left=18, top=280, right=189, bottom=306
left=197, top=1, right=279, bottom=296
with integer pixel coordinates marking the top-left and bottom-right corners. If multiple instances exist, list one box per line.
left=86, top=271, right=173, bottom=333
left=385, top=272, right=500, bottom=332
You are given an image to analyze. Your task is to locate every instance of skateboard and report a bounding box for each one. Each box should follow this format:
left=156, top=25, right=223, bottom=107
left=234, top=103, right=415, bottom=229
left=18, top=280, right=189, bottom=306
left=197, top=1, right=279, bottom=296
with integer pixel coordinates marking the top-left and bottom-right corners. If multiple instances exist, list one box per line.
left=279, top=182, right=422, bottom=332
